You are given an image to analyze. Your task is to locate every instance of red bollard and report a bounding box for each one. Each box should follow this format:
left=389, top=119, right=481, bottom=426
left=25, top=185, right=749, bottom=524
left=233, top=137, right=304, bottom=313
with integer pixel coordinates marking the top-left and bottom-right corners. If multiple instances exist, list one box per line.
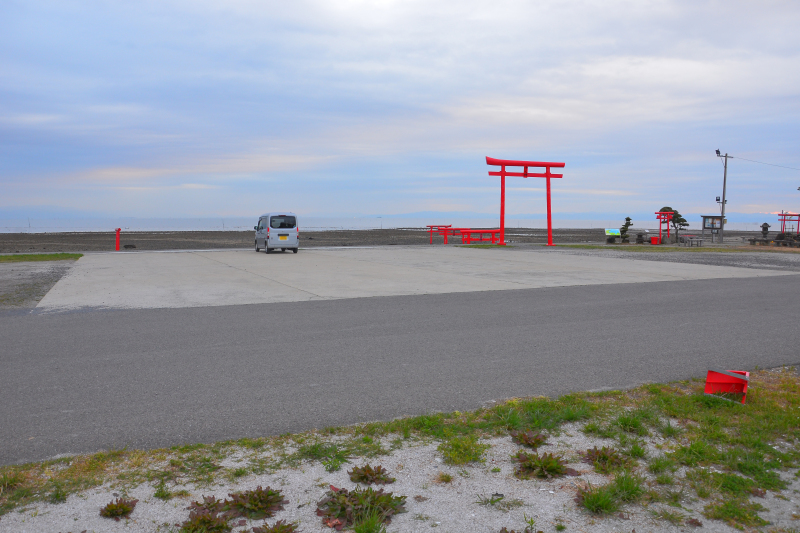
left=115, top=228, right=121, bottom=251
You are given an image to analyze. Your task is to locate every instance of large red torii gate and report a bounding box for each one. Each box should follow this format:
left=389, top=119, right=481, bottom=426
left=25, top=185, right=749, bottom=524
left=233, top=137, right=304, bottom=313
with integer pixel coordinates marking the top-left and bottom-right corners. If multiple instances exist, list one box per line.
left=486, top=157, right=565, bottom=247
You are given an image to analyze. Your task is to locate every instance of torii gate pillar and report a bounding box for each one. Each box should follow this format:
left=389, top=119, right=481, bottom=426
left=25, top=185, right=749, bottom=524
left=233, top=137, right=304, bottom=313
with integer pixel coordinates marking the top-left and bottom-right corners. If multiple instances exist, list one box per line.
left=486, top=157, right=565, bottom=246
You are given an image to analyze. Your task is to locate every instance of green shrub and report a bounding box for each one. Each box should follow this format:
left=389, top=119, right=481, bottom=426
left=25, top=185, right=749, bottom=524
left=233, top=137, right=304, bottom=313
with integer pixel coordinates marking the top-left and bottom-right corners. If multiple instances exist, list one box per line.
left=100, top=497, right=138, bottom=521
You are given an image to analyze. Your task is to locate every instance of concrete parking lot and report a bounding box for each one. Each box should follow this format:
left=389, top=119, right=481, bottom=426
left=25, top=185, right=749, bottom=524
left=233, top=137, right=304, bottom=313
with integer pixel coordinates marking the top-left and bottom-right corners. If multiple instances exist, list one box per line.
left=37, top=246, right=793, bottom=311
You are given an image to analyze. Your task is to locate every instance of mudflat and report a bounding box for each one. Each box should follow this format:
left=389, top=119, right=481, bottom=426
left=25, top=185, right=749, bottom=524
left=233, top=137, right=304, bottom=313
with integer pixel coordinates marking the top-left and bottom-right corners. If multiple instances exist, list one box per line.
left=0, top=227, right=766, bottom=253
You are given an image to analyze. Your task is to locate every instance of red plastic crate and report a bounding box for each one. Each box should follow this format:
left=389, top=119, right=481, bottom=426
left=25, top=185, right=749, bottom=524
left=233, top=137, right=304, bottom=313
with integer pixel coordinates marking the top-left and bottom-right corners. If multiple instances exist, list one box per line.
left=704, top=369, right=749, bottom=404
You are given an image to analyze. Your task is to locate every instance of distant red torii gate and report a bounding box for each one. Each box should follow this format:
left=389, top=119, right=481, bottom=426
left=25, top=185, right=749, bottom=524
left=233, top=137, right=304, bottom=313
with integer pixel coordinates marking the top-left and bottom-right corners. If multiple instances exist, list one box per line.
left=486, top=157, right=565, bottom=246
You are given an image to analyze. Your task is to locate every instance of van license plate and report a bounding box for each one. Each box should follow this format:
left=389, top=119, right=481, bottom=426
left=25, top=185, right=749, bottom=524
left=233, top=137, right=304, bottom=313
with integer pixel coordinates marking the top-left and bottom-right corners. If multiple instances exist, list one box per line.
left=279, top=236, right=288, bottom=241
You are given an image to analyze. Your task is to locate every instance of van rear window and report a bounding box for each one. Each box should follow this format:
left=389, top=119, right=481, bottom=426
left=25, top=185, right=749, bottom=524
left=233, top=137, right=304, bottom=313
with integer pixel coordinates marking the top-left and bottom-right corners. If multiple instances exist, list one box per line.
left=270, top=216, right=296, bottom=229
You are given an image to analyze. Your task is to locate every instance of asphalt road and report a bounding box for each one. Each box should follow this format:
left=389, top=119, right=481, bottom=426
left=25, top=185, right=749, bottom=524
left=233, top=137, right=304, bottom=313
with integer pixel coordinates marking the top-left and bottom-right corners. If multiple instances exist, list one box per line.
left=2, top=275, right=798, bottom=466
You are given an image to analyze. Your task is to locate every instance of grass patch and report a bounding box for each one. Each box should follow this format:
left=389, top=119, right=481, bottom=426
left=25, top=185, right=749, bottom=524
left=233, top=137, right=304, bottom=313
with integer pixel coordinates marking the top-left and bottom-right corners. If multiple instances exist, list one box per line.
left=611, top=471, right=645, bottom=502
left=704, top=498, right=769, bottom=528
left=648, top=455, right=675, bottom=475
left=437, top=435, right=489, bottom=465
left=651, top=508, right=685, bottom=525
left=0, top=253, right=83, bottom=263
left=575, top=483, right=619, bottom=514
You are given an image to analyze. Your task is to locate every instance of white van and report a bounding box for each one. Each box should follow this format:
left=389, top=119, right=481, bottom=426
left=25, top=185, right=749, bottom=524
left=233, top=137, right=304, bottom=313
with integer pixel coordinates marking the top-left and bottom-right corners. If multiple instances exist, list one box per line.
left=254, top=213, right=299, bottom=254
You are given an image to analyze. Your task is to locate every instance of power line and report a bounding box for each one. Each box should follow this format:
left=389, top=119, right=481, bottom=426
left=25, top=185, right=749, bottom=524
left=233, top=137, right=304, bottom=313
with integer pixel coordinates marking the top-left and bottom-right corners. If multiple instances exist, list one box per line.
left=729, top=156, right=800, bottom=171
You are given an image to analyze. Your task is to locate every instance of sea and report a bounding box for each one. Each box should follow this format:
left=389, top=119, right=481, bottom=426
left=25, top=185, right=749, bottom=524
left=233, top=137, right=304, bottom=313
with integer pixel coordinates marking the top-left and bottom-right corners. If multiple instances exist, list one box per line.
left=0, top=216, right=772, bottom=233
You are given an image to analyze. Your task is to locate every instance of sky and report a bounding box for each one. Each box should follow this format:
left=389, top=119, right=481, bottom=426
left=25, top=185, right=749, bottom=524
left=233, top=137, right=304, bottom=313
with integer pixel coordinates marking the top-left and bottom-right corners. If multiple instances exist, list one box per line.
left=2, top=0, right=800, bottom=221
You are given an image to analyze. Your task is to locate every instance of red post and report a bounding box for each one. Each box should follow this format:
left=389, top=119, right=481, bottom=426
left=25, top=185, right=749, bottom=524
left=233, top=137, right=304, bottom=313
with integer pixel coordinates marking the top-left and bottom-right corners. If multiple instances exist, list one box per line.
left=499, top=170, right=506, bottom=245
left=115, top=228, right=121, bottom=251
left=486, top=157, right=565, bottom=247
left=545, top=177, right=553, bottom=246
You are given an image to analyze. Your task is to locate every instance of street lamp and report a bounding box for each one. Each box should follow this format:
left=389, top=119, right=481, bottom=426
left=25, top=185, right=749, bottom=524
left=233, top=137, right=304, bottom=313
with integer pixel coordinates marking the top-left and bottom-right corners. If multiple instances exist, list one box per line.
left=716, top=150, right=729, bottom=243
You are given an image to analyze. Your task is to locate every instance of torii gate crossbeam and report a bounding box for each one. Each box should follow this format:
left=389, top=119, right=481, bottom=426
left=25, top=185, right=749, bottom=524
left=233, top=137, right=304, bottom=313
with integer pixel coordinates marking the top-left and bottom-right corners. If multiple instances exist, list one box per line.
left=486, top=157, right=565, bottom=246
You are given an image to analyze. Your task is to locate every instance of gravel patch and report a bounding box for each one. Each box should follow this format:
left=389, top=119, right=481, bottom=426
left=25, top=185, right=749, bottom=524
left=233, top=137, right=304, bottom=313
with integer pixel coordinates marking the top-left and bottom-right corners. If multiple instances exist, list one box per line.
left=0, top=260, right=75, bottom=310
left=2, top=424, right=798, bottom=532
left=536, top=247, right=800, bottom=272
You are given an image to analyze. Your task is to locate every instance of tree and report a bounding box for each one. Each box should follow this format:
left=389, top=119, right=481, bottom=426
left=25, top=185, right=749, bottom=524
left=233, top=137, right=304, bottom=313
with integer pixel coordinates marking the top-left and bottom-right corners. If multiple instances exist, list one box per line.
left=659, top=206, right=689, bottom=238
left=619, top=217, right=633, bottom=243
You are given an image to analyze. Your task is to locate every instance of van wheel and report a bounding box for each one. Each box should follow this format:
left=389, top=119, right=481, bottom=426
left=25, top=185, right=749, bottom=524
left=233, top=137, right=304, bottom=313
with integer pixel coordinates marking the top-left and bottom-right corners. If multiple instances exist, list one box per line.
left=265, top=247, right=271, bottom=254
left=255, top=241, right=260, bottom=252
left=292, top=248, right=298, bottom=254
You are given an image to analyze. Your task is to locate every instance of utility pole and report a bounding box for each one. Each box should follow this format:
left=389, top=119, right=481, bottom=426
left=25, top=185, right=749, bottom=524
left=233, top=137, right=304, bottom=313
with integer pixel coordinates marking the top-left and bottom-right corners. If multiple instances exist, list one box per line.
left=716, top=150, right=729, bottom=244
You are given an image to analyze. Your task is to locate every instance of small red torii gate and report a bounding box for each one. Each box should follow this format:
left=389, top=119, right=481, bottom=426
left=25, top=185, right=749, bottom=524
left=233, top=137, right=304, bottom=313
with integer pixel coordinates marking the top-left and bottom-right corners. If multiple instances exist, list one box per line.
left=486, top=157, right=565, bottom=246
left=778, top=212, right=800, bottom=235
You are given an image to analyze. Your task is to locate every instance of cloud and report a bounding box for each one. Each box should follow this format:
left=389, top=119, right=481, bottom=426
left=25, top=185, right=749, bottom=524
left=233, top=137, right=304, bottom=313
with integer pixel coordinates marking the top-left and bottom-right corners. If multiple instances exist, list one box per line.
left=1, top=0, right=799, bottom=218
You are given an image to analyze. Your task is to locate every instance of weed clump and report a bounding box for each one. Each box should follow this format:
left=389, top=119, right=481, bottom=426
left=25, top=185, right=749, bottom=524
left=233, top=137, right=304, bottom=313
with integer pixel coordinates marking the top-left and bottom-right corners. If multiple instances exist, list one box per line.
left=510, top=430, right=548, bottom=449
left=179, top=508, right=231, bottom=533
left=224, top=486, right=288, bottom=520
left=153, top=480, right=172, bottom=500
left=349, top=464, right=395, bottom=485
left=581, top=446, right=625, bottom=474
left=0, top=471, right=24, bottom=495
left=179, top=489, right=287, bottom=533
left=316, top=485, right=406, bottom=530
left=476, top=493, right=523, bottom=512
left=181, top=496, right=229, bottom=533
left=513, top=452, right=577, bottom=480
left=435, top=472, right=453, bottom=484
left=251, top=520, right=299, bottom=533
left=100, top=497, right=138, bottom=521
left=437, top=435, right=489, bottom=465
